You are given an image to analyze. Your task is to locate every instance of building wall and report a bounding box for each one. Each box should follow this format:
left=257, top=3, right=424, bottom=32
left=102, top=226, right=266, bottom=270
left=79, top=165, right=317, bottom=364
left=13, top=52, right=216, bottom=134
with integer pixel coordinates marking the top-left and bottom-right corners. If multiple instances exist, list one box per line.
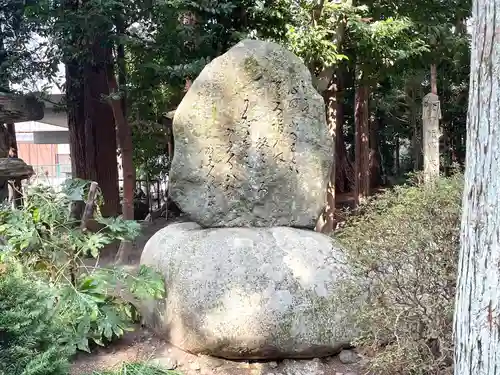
left=17, top=143, right=58, bottom=177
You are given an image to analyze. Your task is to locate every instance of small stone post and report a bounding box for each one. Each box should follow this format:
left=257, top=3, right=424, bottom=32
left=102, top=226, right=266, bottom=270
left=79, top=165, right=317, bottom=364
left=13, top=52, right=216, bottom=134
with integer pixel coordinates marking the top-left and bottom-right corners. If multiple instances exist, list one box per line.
left=422, top=92, right=441, bottom=182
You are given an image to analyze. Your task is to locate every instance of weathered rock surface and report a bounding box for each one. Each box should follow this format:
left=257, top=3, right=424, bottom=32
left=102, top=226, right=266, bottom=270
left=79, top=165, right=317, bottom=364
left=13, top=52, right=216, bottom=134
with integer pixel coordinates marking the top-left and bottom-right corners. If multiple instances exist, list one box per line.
left=169, top=39, right=332, bottom=228
left=337, top=350, right=360, bottom=365
left=140, top=222, right=358, bottom=360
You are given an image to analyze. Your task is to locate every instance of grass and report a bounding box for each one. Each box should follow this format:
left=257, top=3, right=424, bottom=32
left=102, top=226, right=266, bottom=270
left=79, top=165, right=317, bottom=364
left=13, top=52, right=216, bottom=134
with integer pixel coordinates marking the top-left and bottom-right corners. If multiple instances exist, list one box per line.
left=86, top=362, right=182, bottom=375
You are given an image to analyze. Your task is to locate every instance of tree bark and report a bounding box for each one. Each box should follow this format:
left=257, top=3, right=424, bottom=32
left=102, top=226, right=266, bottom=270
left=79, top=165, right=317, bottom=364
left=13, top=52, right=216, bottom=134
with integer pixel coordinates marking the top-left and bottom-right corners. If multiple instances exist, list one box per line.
left=66, top=56, right=120, bottom=217
left=116, top=15, right=127, bottom=118
left=408, top=84, right=422, bottom=171
left=369, top=114, right=382, bottom=187
left=313, top=3, right=349, bottom=233
left=394, top=136, right=400, bottom=176
left=66, top=59, right=87, bottom=177
left=64, top=0, right=119, bottom=217
left=108, top=67, right=136, bottom=263
left=354, top=69, right=370, bottom=206
left=107, top=69, right=135, bottom=221
left=454, top=1, right=500, bottom=374
left=83, top=42, right=120, bottom=217
left=315, top=77, right=337, bottom=233
left=335, top=66, right=354, bottom=193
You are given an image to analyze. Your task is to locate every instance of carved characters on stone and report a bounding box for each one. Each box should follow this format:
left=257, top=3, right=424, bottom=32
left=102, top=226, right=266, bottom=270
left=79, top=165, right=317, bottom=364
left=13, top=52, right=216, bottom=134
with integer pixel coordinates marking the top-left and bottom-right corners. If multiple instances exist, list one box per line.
left=422, top=92, right=441, bottom=182
left=169, top=39, right=332, bottom=228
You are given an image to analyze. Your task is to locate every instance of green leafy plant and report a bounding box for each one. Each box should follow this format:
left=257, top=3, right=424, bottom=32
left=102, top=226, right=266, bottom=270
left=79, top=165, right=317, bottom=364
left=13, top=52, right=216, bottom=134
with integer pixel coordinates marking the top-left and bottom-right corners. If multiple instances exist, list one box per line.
left=0, top=263, right=74, bottom=375
left=57, top=264, right=165, bottom=352
left=86, top=362, right=181, bottom=375
left=337, top=173, right=462, bottom=375
left=0, top=179, right=165, bottom=352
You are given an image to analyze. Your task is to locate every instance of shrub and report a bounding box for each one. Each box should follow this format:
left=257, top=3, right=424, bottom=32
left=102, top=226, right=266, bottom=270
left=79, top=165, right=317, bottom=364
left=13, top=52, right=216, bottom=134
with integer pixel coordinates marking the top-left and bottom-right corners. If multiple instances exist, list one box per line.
left=337, top=173, right=462, bottom=375
left=87, top=362, right=181, bottom=375
left=0, top=179, right=165, bottom=352
left=0, top=264, right=74, bottom=375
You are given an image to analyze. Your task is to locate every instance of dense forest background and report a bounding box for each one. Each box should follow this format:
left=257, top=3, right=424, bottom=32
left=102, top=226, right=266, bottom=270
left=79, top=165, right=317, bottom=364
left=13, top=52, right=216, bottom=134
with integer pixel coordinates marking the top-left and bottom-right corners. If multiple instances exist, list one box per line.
left=0, top=0, right=471, bottom=219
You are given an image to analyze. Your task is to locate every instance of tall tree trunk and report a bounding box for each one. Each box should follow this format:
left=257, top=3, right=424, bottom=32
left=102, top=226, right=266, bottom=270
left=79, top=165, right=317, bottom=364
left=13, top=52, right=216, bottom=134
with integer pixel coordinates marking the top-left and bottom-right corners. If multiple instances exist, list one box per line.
left=394, top=136, right=400, bottom=176
left=354, top=69, right=370, bottom=206
left=315, top=78, right=337, bottom=233
left=66, top=60, right=87, bottom=178
left=116, top=15, right=127, bottom=117
left=108, top=67, right=136, bottom=263
left=369, top=114, right=382, bottom=187
left=64, top=0, right=86, bottom=179
left=64, top=0, right=119, bottom=217
left=408, top=84, right=422, bottom=171
left=6, top=123, right=16, bottom=150
left=107, top=70, right=134, bottom=220
left=313, top=2, right=349, bottom=233
left=454, top=1, right=500, bottom=373
left=82, top=41, right=120, bottom=217
left=335, top=66, right=354, bottom=193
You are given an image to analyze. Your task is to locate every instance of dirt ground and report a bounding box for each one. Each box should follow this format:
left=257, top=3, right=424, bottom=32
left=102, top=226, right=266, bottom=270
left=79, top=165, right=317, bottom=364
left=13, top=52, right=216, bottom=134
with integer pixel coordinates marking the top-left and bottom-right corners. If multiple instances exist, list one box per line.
left=71, top=219, right=367, bottom=375
left=70, top=327, right=366, bottom=375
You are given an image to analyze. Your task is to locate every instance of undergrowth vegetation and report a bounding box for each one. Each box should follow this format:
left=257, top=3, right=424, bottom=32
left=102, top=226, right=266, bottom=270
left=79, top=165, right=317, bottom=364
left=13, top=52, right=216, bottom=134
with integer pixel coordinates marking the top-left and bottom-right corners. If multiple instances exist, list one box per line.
left=337, top=173, right=462, bottom=375
left=0, top=264, right=73, bottom=375
left=1, top=174, right=463, bottom=375
left=86, top=362, right=180, bottom=375
left=0, top=179, right=165, bottom=373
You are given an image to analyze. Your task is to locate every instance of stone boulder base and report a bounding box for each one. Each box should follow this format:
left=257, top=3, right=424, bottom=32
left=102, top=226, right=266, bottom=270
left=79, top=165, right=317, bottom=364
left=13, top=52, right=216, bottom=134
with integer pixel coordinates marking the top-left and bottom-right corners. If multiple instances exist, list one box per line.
left=169, top=39, right=332, bottom=228
left=140, top=222, right=358, bottom=360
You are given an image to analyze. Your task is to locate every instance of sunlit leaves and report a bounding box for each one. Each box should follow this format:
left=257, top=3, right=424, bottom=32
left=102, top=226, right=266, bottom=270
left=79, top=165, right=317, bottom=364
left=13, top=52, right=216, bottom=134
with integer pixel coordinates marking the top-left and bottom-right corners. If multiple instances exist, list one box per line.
left=57, top=266, right=164, bottom=351
left=0, top=179, right=165, bottom=352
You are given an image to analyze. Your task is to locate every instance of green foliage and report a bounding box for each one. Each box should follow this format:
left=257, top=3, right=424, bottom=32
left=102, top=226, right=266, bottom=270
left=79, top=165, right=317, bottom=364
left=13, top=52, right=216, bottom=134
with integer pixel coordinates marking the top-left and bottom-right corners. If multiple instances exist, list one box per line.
left=0, top=179, right=165, bottom=353
left=337, top=173, right=462, bottom=375
left=349, top=15, right=429, bottom=75
left=0, top=181, right=140, bottom=272
left=124, top=0, right=293, bottom=177
left=132, top=120, right=172, bottom=180
left=284, top=2, right=347, bottom=70
left=57, top=264, right=164, bottom=352
left=0, top=0, right=59, bottom=91
left=86, top=362, right=181, bottom=375
left=0, top=265, right=74, bottom=375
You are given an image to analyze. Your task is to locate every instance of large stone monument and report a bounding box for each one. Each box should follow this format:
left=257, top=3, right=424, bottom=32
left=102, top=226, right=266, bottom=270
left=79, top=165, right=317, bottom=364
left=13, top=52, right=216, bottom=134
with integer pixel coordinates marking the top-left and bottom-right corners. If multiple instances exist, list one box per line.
left=169, top=39, right=332, bottom=228
left=141, top=223, right=358, bottom=360
left=140, top=41, right=356, bottom=361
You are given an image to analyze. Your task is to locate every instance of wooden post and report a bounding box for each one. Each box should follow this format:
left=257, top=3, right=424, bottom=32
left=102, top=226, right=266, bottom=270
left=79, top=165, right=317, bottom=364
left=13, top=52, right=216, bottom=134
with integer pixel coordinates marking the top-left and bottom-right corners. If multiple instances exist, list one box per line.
left=422, top=92, right=441, bottom=182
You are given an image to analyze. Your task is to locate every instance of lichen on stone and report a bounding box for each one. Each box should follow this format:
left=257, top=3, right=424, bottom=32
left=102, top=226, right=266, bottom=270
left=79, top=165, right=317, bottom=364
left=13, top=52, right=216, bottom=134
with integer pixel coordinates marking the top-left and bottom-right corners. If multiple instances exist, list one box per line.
left=243, top=55, right=263, bottom=80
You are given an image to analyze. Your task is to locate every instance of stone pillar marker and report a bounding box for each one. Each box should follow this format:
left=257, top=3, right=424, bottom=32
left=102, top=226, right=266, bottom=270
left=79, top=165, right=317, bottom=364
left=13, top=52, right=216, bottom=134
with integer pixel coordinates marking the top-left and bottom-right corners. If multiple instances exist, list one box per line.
left=422, top=92, right=441, bottom=182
